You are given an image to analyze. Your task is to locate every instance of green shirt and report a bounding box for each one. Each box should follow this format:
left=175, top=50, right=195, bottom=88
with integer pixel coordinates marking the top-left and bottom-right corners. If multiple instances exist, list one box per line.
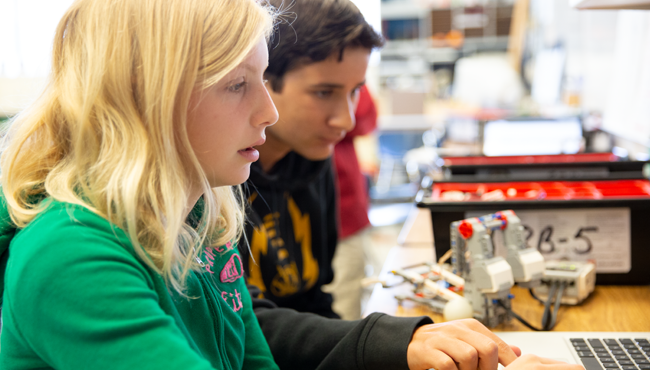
left=0, top=198, right=279, bottom=370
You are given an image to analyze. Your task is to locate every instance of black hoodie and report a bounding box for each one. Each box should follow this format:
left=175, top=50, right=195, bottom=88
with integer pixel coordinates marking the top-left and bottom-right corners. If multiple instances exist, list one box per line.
left=239, top=152, right=434, bottom=370
left=242, top=151, right=338, bottom=317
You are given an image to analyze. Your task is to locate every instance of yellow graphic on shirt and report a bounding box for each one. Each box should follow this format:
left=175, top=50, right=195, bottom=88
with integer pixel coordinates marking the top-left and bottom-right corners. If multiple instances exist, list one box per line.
left=287, top=197, right=319, bottom=290
left=248, top=224, right=268, bottom=295
left=247, top=193, right=319, bottom=297
left=270, top=262, right=300, bottom=296
left=277, top=248, right=289, bottom=261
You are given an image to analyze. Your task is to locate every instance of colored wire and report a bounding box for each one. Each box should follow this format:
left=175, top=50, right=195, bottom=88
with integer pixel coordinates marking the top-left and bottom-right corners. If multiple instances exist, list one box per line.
left=497, top=280, right=567, bottom=331
left=545, top=281, right=567, bottom=331
left=497, top=300, right=545, bottom=331
left=541, top=281, right=559, bottom=330
left=528, top=287, right=546, bottom=304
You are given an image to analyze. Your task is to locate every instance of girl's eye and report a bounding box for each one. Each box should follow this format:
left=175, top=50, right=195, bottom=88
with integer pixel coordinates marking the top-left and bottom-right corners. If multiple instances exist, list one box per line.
left=228, top=78, right=247, bottom=93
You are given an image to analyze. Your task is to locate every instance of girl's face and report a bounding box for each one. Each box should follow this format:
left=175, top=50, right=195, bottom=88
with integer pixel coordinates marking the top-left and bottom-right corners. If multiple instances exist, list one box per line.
left=186, top=38, right=278, bottom=187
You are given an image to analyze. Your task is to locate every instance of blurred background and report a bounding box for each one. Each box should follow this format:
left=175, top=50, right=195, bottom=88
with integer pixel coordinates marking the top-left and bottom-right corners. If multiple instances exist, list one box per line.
left=349, top=0, right=650, bottom=225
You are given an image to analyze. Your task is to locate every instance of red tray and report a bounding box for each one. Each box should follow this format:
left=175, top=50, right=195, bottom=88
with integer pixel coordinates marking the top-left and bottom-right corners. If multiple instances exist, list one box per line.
left=431, top=179, right=650, bottom=202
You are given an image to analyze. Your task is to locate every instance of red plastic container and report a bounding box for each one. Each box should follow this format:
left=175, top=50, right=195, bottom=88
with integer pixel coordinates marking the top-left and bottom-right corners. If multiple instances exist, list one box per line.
left=432, top=180, right=650, bottom=202
left=416, top=178, right=650, bottom=285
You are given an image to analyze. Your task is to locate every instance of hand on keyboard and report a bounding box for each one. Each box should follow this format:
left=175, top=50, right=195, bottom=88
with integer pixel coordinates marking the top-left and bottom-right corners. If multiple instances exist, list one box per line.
left=406, top=318, right=584, bottom=370
left=407, top=318, right=520, bottom=370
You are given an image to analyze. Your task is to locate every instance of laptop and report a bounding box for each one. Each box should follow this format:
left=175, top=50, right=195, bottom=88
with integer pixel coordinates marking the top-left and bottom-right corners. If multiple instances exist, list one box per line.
left=495, top=332, right=650, bottom=369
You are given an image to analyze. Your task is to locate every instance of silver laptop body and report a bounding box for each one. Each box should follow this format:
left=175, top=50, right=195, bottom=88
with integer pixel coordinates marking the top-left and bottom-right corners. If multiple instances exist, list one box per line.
left=496, top=332, right=650, bottom=370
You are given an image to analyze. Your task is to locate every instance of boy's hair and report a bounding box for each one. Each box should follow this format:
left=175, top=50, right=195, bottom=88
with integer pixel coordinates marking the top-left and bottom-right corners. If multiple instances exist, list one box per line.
left=265, top=0, right=384, bottom=92
left=1, top=0, right=274, bottom=293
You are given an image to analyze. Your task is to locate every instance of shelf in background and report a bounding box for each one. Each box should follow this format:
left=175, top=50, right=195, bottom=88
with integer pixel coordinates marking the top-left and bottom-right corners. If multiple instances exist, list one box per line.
left=570, top=0, right=650, bottom=9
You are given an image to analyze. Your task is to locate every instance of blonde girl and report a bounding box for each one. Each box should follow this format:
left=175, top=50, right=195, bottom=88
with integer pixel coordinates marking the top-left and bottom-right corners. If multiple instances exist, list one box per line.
left=0, top=0, right=279, bottom=368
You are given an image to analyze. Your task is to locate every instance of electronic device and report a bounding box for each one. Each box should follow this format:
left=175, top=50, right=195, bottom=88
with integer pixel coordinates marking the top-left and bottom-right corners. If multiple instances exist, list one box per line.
left=450, top=210, right=545, bottom=327
left=391, top=211, right=594, bottom=331
left=495, top=332, right=650, bottom=370
left=533, top=260, right=596, bottom=305
left=390, top=210, right=546, bottom=327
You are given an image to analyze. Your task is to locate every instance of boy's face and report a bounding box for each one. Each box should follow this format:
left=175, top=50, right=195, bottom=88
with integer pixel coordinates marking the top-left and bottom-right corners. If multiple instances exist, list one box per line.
left=265, top=47, right=371, bottom=161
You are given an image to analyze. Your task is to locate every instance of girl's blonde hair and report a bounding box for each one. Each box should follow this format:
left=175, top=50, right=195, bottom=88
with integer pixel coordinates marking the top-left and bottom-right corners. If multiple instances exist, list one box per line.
left=1, top=0, right=275, bottom=292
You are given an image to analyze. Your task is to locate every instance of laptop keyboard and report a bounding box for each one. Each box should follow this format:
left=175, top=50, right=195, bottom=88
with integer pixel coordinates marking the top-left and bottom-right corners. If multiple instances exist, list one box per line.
left=571, top=338, right=650, bottom=370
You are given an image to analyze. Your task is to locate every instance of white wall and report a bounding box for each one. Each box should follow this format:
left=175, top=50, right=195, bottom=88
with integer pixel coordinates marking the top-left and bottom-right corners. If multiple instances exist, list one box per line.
left=0, top=0, right=74, bottom=116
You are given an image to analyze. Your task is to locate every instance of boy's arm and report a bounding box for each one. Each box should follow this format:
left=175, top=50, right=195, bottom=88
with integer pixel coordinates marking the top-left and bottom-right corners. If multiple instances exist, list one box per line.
left=251, top=285, right=524, bottom=370
left=249, top=284, right=432, bottom=370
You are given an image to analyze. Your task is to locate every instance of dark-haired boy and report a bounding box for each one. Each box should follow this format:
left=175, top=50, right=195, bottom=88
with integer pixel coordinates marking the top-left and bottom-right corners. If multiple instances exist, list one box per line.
left=241, top=1, right=580, bottom=370
left=243, top=0, right=382, bottom=318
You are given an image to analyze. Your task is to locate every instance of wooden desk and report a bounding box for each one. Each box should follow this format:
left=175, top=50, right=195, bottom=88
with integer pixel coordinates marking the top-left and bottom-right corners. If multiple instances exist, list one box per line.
left=363, top=244, right=650, bottom=331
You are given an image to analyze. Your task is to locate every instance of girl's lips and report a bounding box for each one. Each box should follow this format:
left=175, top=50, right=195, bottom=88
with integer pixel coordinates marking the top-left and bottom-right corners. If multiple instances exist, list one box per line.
left=237, top=136, right=264, bottom=161
left=238, top=147, right=259, bottom=162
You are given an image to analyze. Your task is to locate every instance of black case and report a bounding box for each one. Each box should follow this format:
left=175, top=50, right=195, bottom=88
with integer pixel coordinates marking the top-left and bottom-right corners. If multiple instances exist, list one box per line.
left=416, top=177, right=650, bottom=285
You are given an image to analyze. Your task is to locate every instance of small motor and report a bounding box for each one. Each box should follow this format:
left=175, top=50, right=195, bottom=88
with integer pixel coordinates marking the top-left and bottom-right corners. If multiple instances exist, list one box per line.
left=533, top=261, right=596, bottom=305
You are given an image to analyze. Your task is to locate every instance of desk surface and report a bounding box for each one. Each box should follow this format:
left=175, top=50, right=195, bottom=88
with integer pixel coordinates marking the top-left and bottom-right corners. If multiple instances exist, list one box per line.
left=363, top=243, right=650, bottom=332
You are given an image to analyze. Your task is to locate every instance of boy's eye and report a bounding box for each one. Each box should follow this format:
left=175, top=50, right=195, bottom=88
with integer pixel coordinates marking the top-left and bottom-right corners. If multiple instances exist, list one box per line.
left=315, top=90, right=333, bottom=98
